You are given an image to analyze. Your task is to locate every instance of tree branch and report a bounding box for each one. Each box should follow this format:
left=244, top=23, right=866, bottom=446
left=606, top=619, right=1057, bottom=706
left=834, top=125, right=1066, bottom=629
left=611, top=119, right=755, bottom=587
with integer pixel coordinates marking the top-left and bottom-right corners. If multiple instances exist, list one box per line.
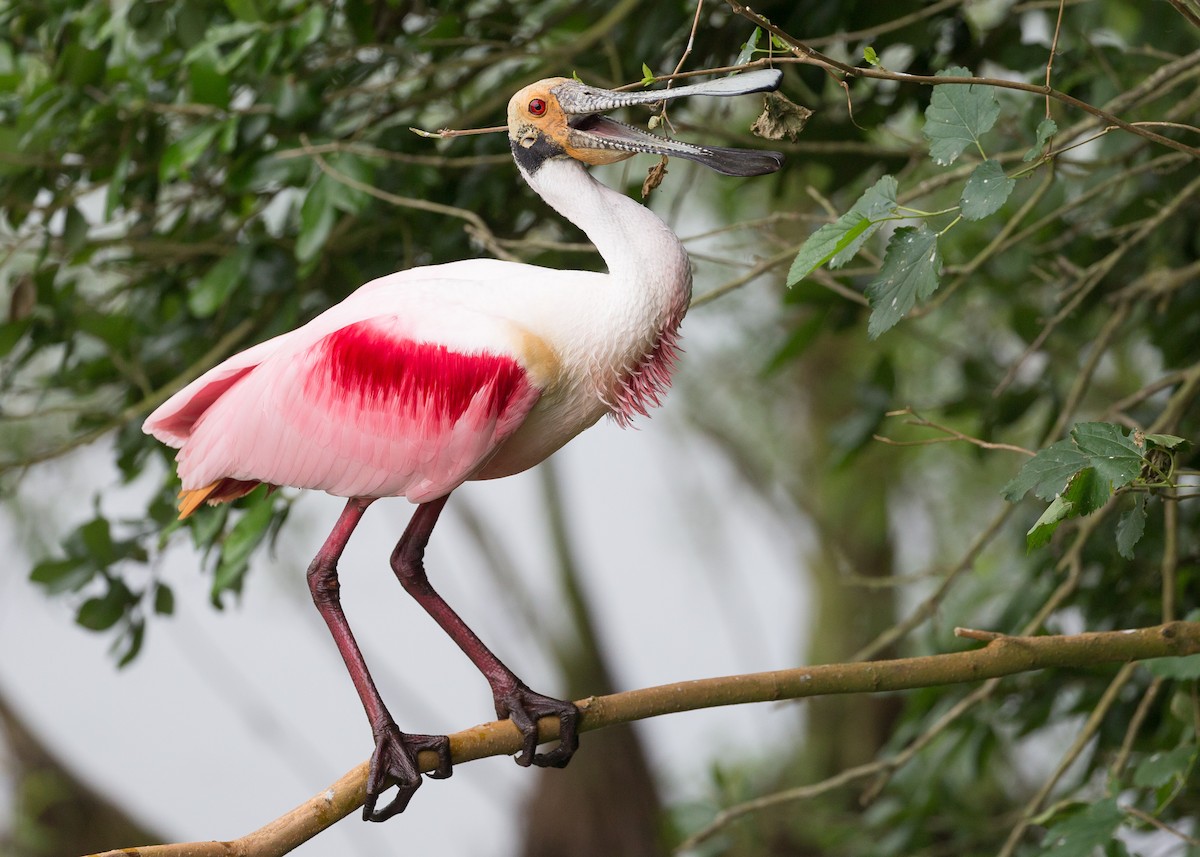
left=87, top=622, right=1200, bottom=857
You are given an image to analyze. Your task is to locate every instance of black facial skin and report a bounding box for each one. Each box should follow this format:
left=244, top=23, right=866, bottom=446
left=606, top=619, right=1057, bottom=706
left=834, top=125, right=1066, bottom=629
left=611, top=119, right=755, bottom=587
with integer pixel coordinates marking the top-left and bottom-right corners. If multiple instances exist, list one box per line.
left=510, top=132, right=567, bottom=174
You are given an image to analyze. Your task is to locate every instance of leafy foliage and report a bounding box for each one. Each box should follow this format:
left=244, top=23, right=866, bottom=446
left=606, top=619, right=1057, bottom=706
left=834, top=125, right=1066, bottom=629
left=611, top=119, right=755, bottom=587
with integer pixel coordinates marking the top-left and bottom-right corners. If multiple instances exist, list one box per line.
left=1005, top=423, right=1187, bottom=552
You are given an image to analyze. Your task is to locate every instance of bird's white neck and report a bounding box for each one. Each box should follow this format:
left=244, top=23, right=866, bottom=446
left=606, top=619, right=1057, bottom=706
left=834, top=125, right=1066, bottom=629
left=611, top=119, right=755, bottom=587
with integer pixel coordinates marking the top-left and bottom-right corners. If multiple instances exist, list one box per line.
left=515, top=155, right=693, bottom=425
left=517, top=157, right=692, bottom=306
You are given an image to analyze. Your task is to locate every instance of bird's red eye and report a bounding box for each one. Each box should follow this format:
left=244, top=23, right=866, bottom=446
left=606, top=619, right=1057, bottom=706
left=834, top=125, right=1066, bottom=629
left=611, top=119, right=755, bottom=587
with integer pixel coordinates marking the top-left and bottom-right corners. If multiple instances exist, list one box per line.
left=528, top=98, right=547, bottom=116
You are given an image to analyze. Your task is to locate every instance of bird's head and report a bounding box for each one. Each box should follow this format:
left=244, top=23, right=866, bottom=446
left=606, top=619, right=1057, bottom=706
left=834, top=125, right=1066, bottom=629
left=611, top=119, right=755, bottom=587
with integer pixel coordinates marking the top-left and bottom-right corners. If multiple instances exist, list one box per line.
left=507, top=70, right=785, bottom=178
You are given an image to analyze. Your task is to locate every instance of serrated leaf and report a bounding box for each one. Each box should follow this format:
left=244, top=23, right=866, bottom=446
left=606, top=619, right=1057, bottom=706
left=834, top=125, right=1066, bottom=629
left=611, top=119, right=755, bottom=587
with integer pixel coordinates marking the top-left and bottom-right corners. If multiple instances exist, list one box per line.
left=788, top=212, right=871, bottom=284
left=1071, top=422, right=1144, bottom=491
left=1144, top=653, right=1200, bottom=679
left=1116, top=494, right=1147, bottom=559
left=1004, top=423, right=1144, bottom=504
left=1064, top=466, right=1110, bottom=517
left=1039, top=798, right=1124, bottom=857
left=1145, top=433, right=1186, bottom=450
left=960, top=159, right=1015, bottom=220
left=865, top=226, right=942, bottom=338
left=922, top=66, right=1000, bottom=165
left=1132, top=746, right=1195, bottom=788
left=1024, top=117, right=1058, bottom=162
left=831, top=175, right=898, bottom=268
left=1026, top=494, right=1074, bottom=550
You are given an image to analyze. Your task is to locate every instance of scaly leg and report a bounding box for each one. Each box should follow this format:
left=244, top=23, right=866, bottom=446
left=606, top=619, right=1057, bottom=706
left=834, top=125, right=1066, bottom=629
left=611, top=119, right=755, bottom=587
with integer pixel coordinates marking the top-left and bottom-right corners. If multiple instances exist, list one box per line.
left=307, top=497, right=452, bottom=822
left=391, top=495, right=579, bottom=768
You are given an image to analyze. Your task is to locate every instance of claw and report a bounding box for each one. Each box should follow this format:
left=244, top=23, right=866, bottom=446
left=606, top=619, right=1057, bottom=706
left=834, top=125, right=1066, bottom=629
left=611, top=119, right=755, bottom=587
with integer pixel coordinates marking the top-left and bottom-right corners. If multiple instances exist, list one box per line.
left=496, top=684, right=580, bottom=769
left=362, top=724, right=452, bottom=822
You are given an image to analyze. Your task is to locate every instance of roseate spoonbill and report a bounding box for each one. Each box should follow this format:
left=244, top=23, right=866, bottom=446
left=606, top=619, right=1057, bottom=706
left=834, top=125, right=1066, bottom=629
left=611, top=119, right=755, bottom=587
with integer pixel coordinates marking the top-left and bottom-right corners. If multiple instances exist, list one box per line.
left=143, top=69, right=784, bottom=820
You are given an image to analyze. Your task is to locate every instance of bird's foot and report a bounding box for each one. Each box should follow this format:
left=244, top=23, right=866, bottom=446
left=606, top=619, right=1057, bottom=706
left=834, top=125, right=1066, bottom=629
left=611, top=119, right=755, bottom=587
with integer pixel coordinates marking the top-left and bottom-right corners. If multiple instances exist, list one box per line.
left=363, top=722, right=452, bottom=822
left=495, top=683, right=579, bottom=769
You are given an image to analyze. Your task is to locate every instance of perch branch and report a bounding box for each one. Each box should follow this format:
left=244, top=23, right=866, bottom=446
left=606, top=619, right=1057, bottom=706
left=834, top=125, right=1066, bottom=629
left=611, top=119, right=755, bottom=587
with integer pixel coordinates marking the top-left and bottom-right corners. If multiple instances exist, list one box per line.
left=87, top=622, right=1200, bottom=857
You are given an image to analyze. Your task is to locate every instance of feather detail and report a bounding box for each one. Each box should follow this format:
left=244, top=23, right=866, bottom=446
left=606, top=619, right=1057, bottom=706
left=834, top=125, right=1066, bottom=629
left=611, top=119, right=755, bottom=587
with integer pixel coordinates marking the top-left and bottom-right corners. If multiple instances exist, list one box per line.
left=177, top=477, right=262, bottom=518
left=608, top=299, right=687, bottom=428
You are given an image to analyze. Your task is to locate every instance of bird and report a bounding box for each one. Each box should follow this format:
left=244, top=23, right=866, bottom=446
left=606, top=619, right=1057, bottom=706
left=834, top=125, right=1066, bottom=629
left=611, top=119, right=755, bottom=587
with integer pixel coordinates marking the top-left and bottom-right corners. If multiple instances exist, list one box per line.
left=143, top=69, right=784, bottom=821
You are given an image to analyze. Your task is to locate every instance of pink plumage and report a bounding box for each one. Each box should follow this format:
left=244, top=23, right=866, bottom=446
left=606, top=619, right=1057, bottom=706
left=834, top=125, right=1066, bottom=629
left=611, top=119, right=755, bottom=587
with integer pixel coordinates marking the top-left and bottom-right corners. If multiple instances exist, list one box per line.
left=146, top=314, right=540, bottom=511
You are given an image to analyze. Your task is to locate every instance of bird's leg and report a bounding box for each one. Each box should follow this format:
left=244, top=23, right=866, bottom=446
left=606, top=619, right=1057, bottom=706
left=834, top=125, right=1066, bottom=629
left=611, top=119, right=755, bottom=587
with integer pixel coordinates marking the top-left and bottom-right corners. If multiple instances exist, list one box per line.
left=307, top=497, right=452, bottom=823
left=392, top=496, right=580, bottom=769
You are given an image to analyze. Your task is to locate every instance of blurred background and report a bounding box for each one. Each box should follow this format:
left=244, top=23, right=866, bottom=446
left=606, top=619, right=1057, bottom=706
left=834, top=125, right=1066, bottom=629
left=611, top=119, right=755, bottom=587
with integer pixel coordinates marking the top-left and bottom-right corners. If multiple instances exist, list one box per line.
left=2, top=1, right=1199, bottom=855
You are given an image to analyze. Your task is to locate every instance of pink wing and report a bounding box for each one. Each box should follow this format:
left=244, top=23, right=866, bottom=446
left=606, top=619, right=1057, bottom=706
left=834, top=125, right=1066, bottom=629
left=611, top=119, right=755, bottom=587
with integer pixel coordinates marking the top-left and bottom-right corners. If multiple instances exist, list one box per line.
left=144, top=316, right=540, bottom=509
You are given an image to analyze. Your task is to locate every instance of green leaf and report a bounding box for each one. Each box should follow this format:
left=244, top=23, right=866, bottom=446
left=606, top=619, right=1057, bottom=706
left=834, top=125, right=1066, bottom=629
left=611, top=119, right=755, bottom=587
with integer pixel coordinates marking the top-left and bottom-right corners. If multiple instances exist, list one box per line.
left=865, top=225, right=942, bottom=338
left=787, top=212, right=871, bottom=284
left=1003, top=440, right=1087, bottom=502
left=1116, top=494, right=1147, bottom=559
left=1026, top=494, right=1074, bottom=550
left=863, top=46, right=880, bottom=66
left=0, top=318, right=31, bottom=358
left=1144, top=433, right=1186, bottom=450
left=960, top=159, right=1015, bottom=220
left=1024, top=117, right=1058, bottom=162
left=63, top=205, right=90, bottom=257
left=225, top=0, right=263, bottom=23
left=922, top=66, right=1000, bottom=166
left=1038, top=798, right=1124, bottom=857
left=297, top=175, right=336, bottom=263
left=30, top=557, right=96, bottom=594
left=762, top=309, right=829, bottom=375
left=1132, top=746, right=1195, bottom=788
left=153, top=582, right=175, bottom=616
left=289, top=5, right=327, bottom=53
left=831, top=175, right=898, bottom=268
left=79, top=516, right=116, bottom=565
left=189, top=245, right=252, bottom=318
left=734, top=28, right=761, bottom=67
left=1144, top=653, right=1200, bottom=679
left=213, top=494, right=275, bottom=597
left=1003, top=423, right=1144, bottom=504
left=1064, top=466, right=1110, bottom=517
left=76, top=578, right=135, bottom=632
left=116, top=619, right=146, bottom=668
left=641, top=63, right=654, bottom=85
left=160, top=123, right=221, bottom=184
left=58, top=43, right=106, bottom=88
left=1070, top=422, right=1144, bottom=491
left=188, top=53, right=230, bottom=108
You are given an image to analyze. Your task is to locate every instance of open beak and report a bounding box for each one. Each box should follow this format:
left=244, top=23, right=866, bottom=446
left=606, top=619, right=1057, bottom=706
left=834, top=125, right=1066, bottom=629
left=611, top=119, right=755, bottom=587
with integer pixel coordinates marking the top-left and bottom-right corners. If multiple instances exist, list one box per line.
left=550, top=70, right=785, bottom=177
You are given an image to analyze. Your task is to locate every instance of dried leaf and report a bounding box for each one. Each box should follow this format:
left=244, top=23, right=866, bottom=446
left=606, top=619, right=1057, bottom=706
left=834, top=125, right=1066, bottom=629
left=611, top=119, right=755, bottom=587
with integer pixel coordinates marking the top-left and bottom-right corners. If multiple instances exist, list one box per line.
left=641, top=156, right=669, bottom=197
left=751, top=91, right=813, bottom=142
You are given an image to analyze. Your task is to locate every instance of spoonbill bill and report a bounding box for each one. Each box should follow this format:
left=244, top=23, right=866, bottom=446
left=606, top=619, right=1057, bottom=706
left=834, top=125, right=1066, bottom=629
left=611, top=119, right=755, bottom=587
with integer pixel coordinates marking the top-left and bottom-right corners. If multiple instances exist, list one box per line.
left=144, top=69, right=784, bottom=820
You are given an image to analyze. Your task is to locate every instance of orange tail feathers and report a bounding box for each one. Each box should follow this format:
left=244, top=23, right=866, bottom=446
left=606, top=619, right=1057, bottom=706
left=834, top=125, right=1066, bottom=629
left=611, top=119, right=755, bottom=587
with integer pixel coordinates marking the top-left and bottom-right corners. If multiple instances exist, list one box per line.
left=177, top=478, right=263, bottom=519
